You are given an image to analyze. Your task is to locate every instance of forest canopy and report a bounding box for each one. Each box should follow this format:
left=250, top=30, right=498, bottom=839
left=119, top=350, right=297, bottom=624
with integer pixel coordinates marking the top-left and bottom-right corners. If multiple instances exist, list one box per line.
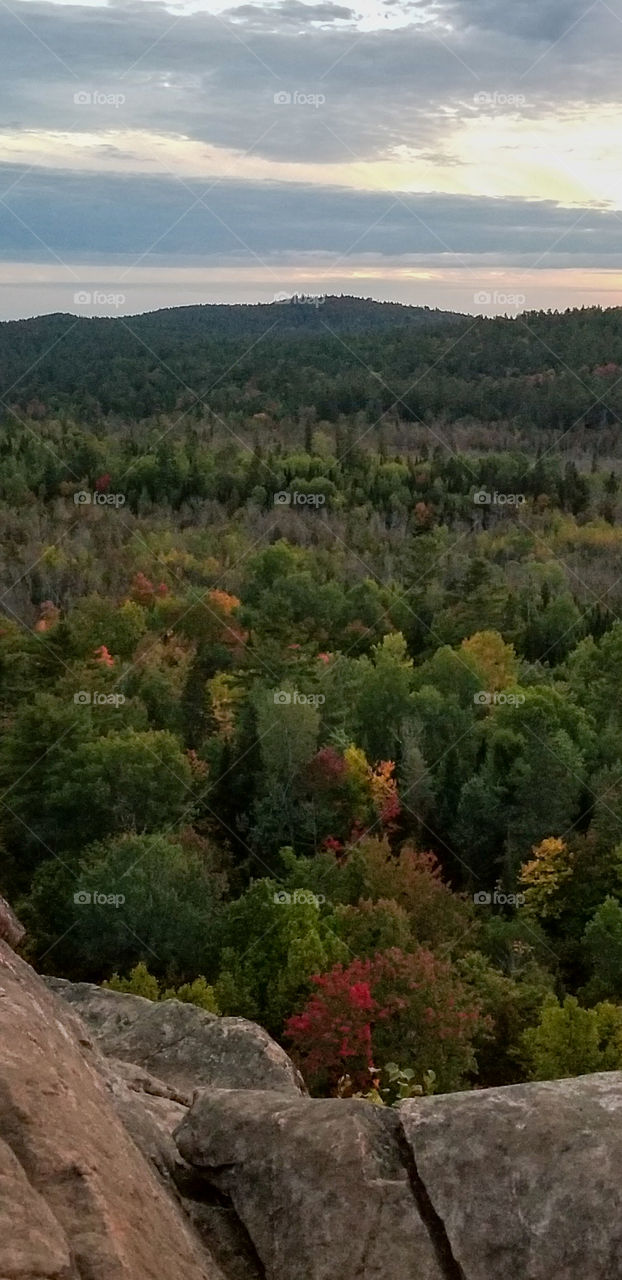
left=3, top=297, right=622, bottom=1097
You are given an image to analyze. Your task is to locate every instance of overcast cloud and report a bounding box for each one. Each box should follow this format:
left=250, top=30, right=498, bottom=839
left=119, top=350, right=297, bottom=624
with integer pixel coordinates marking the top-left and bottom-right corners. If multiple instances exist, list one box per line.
left=1, top=0, right=622, bottom=313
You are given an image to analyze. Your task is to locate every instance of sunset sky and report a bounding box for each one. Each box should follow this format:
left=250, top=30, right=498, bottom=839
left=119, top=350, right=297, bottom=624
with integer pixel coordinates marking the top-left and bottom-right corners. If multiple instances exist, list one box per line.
left=2, top=0, right=622, bottom=316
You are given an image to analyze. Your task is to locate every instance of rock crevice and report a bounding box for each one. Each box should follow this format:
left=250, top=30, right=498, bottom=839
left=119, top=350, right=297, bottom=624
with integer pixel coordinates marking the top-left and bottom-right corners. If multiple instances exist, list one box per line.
left=393, top=1116, right=467, bottom=1280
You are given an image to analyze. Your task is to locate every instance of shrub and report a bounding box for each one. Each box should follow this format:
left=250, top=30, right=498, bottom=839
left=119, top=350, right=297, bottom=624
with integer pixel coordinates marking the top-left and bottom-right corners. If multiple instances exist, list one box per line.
left=105, top=963, right=221, bottom=1013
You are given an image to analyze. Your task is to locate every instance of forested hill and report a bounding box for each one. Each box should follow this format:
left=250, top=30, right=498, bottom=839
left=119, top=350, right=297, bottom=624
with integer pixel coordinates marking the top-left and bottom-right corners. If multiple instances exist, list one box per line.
left=135, top=295, right=460, bottom=337
left=0, top=295, right=459, bottom=412
left=2, top=296, right=622, bottom=430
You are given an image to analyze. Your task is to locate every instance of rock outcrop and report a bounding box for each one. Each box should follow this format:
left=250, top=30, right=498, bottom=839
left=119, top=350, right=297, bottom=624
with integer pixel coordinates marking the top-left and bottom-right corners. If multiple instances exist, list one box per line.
left=400, top=1077, right=622, bottom=1280
left=0, top=894, right=25, bottom=948
left=43, top=977, right=304, bottom=1280
left=176, top=1076, right=622, bottom=1280
left=3, top=947, right=622, bottom=1280
left=46, top=977, right=306, bottom=1095
left=176, top=1088, right=444, bottom=1280
left=0, top=939, right=220, bottom=1280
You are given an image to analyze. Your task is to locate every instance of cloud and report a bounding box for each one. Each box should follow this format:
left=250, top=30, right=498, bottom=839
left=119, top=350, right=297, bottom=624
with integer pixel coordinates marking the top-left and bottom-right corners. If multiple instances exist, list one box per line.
left=0, top=0, right=621, bottom=170
left=388, top=0, right=620, bottom=44
left=1, top=162, right=622, bottom=267
left=3, top=0, right=622, bottom=316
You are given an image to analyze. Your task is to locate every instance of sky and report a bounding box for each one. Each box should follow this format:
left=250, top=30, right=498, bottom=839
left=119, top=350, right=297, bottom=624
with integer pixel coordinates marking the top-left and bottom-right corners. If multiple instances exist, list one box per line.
left=1, top=0, right=622, bottom=317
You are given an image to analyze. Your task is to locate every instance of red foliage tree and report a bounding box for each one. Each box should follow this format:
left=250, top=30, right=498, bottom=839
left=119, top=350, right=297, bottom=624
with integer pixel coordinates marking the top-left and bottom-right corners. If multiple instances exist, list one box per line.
left=34, top=601, right=60, bottom=633
left=322, top=835, right=344, bottom=855
left=286, top=947, right=484, bottom=1095
left=309, top=746, right=347, bottom=787
left=130, top=572, right=155, bottom=606
left=93, top=644, right=114, bottom=668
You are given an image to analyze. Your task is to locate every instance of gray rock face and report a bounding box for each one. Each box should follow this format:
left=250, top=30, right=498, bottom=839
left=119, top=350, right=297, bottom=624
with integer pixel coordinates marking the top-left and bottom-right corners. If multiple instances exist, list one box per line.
left=176, top=1089, right=445, bottom=1280
left=400, top=1075, right=622, bottom=1280
left=175, top=1075, right=622, bottom=1280
left=46, top=978, right=306, bottom=1094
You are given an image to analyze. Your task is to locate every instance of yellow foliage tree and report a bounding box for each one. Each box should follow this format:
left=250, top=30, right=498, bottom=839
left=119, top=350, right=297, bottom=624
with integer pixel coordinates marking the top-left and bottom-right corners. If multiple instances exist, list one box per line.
left=343, top=747, right=400, bottom=829
left=461, top=630, right=518, bottom=692
left=208, top=671, right=243, bottom=740
left=343, top=744, right=370, bottom=790
left=520, top=837, right=573, bottom=918
left=368, top=760, right=400, bottom=823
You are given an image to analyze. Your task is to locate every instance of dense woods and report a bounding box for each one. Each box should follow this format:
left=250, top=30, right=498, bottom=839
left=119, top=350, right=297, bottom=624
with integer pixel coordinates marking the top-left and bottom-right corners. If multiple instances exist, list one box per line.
left=3, top=296, right=622, bottom=1099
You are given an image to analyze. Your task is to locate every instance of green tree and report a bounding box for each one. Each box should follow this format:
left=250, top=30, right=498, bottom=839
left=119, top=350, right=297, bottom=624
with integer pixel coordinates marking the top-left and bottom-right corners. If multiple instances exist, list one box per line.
left=105, top=961, right=160, bottom=999
left=52, top=728, right=195, bottom=840
left=24, top=831, right=226, bottom=980
left=217, top=878, right=347, bottom=1032
left=108, top=963, right=223, bottom=1009
left=582, top=897, right=622, bottom=1001
left=333, top=897, right=413, bottom=957
left=250, top=686, right=321, bottom=858
left=458, top=950, right=552, bottom=1086
left=67, top=595, right=147, bottom=660
left=352, top=632, right=413, bottom=761
left=0, top=693, right=95, bottom=885
left=161, top=975, right=220, bottom=1012
left=521, top=995, right=622, bottom=1080
left=455, top=689, right=590, bottom=884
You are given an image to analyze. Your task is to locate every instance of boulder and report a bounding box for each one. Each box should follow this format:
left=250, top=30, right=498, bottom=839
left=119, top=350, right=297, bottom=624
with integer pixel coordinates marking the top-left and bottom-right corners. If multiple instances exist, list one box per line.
left=99, top=1056, right=264, bottom=1280
left=0, top=940, right=221, bottom=1280
left=46, top=977, right=305, bottom=1095
left=399, top=1075, right=622, bottom=1280
left=175, top=1088, right=445, bottom=1280
left=100, top=1055, right=191, bottom=1184
left=175, top=1074, right=622, bottom=1280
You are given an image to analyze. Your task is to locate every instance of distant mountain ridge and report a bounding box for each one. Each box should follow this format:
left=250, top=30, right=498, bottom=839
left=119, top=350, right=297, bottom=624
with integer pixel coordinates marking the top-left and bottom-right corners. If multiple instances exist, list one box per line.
left=2, top=295, right=622, bottom=426
left=0, top=294, right=464, bottom=417
left=0, top=293, right=461, bottom=345
left=132, top=294, right=464, bottom=335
